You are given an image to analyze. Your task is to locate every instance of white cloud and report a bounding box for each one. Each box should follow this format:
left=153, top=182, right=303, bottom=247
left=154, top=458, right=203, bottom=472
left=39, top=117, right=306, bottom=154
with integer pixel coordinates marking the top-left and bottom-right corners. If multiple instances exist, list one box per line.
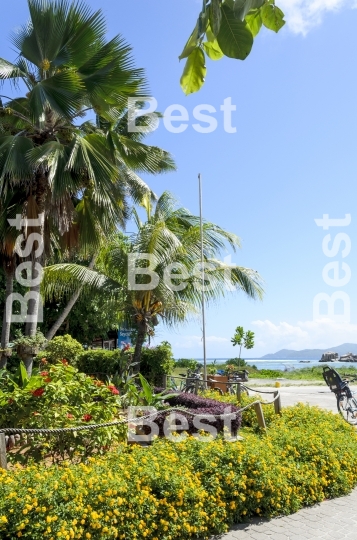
left=278, top=0, right=357, bottom=34
left=252, top=318, right=357, bottom=351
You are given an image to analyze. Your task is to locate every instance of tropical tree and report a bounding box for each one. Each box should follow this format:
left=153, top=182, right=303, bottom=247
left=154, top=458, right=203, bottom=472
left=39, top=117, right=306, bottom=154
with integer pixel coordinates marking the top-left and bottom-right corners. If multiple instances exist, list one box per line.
left=0, top=0, right=175, bottom=372
left=180, top=0, right=285, bottom=94
left=231, top=325, right=255, bottom=367
left=43, top=192, right=264, bottom=366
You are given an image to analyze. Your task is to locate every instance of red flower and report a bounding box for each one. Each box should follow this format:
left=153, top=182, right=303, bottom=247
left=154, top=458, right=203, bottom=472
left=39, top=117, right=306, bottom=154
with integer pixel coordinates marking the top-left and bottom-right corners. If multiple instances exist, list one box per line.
left=40, top=371, right=49, bottom=377
left=67, top=413, right=74, bottom=420
left=82, top=414, right=93, bottom=422
left=44, top=377, right=52, bottom=383
left=93, top=380, right=103, bottom=387
left=31, top=388, right=45, bottom=397
left=8, top=398, right=14, bottom=404
left=40, top=358, right=48, bottom=364
left=107, top=385, right=120, bottom=395
left=61, top=359, right=69, bottom=366
left=32, top=412, right=40, bottom=416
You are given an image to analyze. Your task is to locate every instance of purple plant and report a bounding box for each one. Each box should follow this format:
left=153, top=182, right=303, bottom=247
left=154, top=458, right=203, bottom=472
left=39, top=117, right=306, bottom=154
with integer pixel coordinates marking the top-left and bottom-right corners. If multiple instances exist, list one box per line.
left=146, top=392, right=242, bottom=437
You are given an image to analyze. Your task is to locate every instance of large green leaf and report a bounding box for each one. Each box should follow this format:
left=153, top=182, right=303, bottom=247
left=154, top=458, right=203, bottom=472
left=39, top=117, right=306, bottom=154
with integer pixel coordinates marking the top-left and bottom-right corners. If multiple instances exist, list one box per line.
left=233, top=0, right=265, bottom=20
left=203, top=40, right=224, bottom=61
left=180, top=48, right=206, bottom=96
left=261, top=3, right=285, bottom=32
left=179, top=21, right=200, bottom=60
left=217, top=5, right=253, bottom=60
left=245, top=9, right=263, bottom=37
left=210, top=0, right=223, bottom=36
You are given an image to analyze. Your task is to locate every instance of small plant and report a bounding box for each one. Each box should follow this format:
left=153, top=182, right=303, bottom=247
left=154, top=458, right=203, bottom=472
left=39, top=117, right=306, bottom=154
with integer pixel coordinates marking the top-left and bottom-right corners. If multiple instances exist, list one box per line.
left=38, top=334, right=83, bottom=366
left=14, top=330, right=47, bottom=358
left=231, top=326, right=255, bottom=367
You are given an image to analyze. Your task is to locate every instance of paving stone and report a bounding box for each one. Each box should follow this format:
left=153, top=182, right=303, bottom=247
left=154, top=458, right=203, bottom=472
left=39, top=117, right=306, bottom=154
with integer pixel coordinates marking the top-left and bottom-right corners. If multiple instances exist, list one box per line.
left=213, top=488, right=357, bottom=540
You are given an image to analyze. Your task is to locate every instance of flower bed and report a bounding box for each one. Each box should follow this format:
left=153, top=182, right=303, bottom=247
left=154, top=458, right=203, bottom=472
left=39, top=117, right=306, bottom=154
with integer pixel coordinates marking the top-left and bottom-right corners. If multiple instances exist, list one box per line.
left=0, top=363, right=126, bottom=464
left=1, top=404, right=357, bottom=539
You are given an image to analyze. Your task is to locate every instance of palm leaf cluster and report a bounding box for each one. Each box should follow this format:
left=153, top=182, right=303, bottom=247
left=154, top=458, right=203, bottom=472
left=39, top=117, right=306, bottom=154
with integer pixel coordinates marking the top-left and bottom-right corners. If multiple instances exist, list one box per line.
left=43, top=192, right=264, bottom=363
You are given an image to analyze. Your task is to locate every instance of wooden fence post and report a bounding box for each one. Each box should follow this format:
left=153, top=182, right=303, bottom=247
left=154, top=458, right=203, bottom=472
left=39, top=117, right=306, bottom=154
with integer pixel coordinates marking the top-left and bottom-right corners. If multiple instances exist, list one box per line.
left=0, top=433, right=7, bottom=470
left=195, top=379, right=199, bottom=395
left=236, top=382, right=242, bottom=402
left=274, top=391, right=282, bottom=415
left=162, top=374, right=167, bottom=390
left=254, top=402, right=267, bottom=429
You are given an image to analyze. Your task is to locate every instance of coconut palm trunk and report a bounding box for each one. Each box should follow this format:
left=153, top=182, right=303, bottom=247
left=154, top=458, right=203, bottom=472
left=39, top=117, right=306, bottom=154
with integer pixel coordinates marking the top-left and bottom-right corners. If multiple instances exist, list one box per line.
left=0, top=264, right=14, bottom=369
left=46, top=255, right=97, bottom=341
left=133, top=321, right=147, bottom=369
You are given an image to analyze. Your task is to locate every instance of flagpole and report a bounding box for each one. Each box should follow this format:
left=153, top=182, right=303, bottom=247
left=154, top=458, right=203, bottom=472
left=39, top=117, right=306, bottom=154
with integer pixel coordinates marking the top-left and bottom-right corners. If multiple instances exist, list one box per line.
left=198, top=173, right=207, bottom=387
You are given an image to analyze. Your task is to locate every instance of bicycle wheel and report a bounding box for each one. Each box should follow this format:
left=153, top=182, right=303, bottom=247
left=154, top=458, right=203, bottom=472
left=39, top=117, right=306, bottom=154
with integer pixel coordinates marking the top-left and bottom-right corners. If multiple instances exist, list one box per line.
left=337, top=394, right=357, bottom=425
left=228, top=384, right=249, bottom=397
left=212, top=387, right=224, bottom=395
left=184, top=385, right=196, bottom=393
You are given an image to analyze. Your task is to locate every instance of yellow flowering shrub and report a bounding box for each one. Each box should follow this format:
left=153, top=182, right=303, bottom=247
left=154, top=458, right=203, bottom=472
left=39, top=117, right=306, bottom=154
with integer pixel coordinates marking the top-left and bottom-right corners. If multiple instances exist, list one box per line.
left=0, top=404, right=356, bottom=539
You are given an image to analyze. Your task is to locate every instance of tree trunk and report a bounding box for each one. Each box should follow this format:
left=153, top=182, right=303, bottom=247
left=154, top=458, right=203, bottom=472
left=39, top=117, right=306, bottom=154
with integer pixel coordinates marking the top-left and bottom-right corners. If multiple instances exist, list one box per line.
left=133, top=321, right=147, bottom=370
left=24, top=173, right=48, bottom=376
left=45, top=255, right=97, bottom=341
left=0, top=265, right=14, bottom=370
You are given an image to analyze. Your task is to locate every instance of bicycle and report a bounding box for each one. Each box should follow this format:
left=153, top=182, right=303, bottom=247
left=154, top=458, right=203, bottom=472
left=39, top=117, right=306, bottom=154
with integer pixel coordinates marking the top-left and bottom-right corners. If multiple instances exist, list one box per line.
left=168, top=369, right=205, bottom=394
left=323, top=366, right=357, bottom=425
left=227, top=370, right=249, bottom=397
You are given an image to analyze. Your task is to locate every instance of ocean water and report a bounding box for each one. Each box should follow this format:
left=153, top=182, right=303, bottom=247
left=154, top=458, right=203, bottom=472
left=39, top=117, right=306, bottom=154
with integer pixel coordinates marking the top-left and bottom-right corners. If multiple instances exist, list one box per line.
left=196, top=359, right=357, bottom=371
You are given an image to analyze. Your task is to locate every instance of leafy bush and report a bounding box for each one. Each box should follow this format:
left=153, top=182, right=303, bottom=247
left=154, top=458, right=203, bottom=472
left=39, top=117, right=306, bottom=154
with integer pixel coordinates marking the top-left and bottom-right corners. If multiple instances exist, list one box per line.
left=175, top=358, right=198, bottom=370
left=37, top=334, right=83, bottom=367
left=225, top=357, right=248, bottom=368
left=0, top=405, right=357, bottom=539
left=140, top=341, right=175, bottom=386
left=0, top=361, right=125, bottom=464
left=77, top=348, right=123, bottom=377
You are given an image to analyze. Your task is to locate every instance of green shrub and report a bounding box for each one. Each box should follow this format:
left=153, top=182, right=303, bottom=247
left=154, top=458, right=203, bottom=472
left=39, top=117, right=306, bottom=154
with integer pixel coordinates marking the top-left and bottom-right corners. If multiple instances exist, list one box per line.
left=0, top=405, right=357, bottom=539
left=37, top=334, right=83, bottom=367
left=140, top=341, right=175, bottom=385
left=77, top=349, right=122, bottom=377
left=175, top=358, right=198, bottom=370
left=0, top=361, right=125, bottom=464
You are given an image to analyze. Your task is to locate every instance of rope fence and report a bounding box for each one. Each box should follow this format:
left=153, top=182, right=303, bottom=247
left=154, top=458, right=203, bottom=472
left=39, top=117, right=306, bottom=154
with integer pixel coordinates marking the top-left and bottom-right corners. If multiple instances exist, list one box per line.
left=0, top=386, right=281, bottom=470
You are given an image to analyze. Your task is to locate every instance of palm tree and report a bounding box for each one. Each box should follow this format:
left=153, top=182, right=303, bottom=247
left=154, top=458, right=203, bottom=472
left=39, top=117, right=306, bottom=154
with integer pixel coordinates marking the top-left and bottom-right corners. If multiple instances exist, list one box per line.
left=0, top=0, right=175, bottom=370
left=43, top=192, right=264, bottom=366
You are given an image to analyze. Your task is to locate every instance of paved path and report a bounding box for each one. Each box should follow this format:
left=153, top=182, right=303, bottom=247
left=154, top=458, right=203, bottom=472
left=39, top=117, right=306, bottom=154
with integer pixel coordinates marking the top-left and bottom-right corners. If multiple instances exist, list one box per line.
left=214, top=386, right=357, bottom=540
left=215, top=488, right=357, bottom=539
left=249, top=384, right=357, bottom=414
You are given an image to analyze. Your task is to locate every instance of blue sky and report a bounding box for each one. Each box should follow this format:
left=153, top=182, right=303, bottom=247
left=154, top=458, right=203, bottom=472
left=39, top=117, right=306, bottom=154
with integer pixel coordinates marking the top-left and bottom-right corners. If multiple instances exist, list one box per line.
left=1, top=1, right=357, bottom=358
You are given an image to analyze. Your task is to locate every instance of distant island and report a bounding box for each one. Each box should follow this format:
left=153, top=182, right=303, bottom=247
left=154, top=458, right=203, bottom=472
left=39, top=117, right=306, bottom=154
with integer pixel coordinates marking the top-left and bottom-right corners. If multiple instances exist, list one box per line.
left=260, top=343, right=357, bottom=360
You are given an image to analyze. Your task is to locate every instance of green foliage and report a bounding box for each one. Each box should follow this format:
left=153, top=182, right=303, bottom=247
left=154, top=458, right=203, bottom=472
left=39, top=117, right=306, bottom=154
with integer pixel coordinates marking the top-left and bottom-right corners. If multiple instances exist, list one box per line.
left=0, top=362, right=125, bottom=464
left=175, top=358, right=199, bottom=370
left=1, top=405, right=357, bottom=538
left=180, top=47, right=207, bottom=95
left=140, top=342, right=176, bottom=386
left=226, top=357, right=248, bottom=368
left=180, top=0, right=285, bottom=94
left=13, top=330, right=47, bottom=351
left=38, top=334, right=83, bottom=367
left=77, top=349, right=124, bottom=378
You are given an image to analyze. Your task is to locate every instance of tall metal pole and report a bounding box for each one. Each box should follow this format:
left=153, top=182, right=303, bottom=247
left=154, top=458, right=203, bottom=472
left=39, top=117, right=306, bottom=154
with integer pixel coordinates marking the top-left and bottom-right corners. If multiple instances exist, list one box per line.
left=198, top=174, right=207, bottom=387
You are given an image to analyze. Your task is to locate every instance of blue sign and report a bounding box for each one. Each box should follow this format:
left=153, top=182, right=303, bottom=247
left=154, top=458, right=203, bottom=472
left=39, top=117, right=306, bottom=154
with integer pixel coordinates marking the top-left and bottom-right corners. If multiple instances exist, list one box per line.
left=118, top=327, right=132, bottom=349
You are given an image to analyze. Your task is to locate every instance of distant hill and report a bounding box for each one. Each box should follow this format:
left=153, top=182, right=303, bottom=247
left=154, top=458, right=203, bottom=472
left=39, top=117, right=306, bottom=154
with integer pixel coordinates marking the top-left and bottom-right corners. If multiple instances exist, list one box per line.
left=261, top=343, right=357, bottom=360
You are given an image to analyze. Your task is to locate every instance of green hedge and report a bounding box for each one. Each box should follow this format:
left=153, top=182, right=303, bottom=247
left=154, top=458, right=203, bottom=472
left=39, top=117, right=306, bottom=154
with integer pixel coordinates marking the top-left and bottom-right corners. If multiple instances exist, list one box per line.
left=77, top=349, right=122, bottom=378
left=140, top=341, right=175, bottom=386
left=0, top=405, right=357, bottom=539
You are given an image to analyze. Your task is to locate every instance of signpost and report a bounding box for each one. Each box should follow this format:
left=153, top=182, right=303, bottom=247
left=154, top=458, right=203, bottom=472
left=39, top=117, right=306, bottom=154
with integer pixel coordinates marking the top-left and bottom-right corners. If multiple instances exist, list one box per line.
left=118, top=327, right=132, bottom=349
